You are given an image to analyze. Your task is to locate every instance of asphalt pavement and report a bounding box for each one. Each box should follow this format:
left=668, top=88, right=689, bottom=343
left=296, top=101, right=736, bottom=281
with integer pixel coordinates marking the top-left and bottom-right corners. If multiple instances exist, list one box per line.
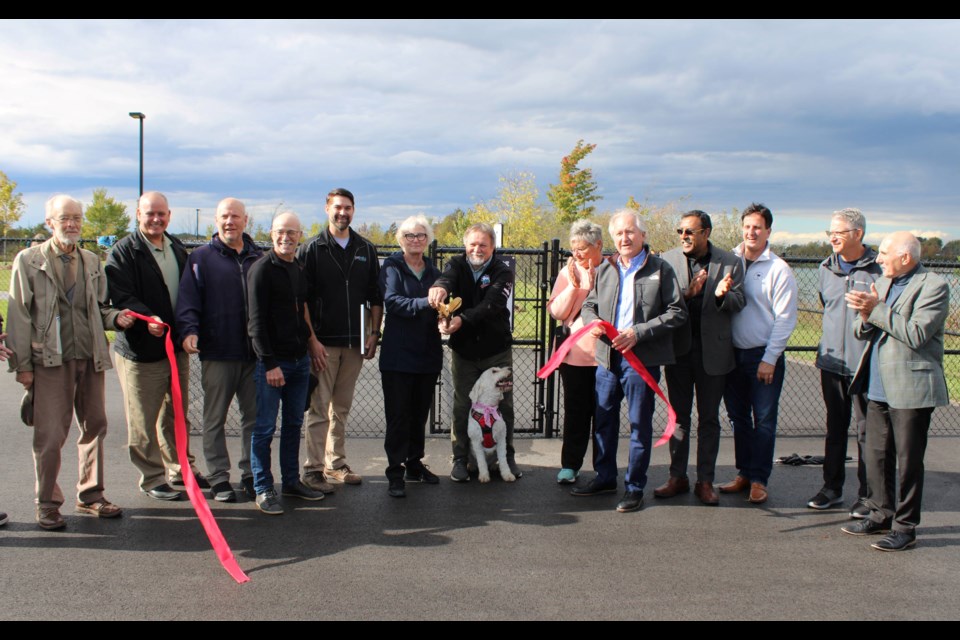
left=1, top=367, right=959, bottom=620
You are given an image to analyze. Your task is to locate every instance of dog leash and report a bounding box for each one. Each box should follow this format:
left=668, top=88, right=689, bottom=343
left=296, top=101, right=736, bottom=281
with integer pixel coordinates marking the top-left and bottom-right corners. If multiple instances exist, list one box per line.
left=537, top=319, right=676, bottom=447
left=126, top=312, right=250, bottom=584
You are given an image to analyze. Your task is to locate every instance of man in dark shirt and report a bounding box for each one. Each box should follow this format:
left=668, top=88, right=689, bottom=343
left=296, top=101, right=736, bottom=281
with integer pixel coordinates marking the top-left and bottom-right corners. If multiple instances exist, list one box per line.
left=657, top=210, right=744, bottom=505
left=247, top=212, right=325, bottom=515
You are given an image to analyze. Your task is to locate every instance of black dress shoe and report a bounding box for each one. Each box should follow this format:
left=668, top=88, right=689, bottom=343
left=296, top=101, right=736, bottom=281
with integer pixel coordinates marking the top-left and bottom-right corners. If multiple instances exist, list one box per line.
left=570, top=478, right=617, bottom=497
left=141, top=483, right=182, bottom=501
left=616, top=490, right=644, bottom=513
left=388, top=478, right=406, bottom=498
left=841, top=518, right=891, bottom=536
left=871, top=530, right=917, bottom=551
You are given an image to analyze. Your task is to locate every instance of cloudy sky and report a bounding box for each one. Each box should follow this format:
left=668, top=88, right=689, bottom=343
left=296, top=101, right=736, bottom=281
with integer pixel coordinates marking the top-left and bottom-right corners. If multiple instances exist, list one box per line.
left=2, top=19, right=958, bottom=244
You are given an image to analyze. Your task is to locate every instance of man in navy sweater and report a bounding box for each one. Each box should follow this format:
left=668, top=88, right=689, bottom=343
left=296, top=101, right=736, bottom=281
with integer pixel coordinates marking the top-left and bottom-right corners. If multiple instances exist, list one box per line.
left=177, top=198, right=262, bottom=503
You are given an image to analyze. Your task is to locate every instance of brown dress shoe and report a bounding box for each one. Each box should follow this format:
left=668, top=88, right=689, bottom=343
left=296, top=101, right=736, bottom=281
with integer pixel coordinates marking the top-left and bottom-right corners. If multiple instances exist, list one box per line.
left=748, top=482, right=768, bottom=504
left=653, top=476, right=690, bottom=499
left=718, top=475, right=750, bottom=493
left=37, top=507, right=66, bottom=531
left=694, top=481, right=720, bottom=505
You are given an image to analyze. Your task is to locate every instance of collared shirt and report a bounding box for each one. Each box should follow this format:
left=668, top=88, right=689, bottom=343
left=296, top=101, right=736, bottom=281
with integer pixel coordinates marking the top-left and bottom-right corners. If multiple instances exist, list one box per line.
left=140, top=229, right=181, bottom=309
left=471, top=257, right=493, bottom=282
left=615, top=248, right=647, bottom=332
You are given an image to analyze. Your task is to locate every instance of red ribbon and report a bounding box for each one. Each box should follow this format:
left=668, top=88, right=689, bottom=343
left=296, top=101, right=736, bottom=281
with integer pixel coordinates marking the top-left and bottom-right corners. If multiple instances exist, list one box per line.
left=537, top=319, right=676, bottom=447
left=126, top=312, right=250, bottom=584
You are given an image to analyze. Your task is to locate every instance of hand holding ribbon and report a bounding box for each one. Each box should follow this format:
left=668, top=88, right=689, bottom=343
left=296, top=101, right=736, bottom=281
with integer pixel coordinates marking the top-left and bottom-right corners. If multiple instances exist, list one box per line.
left=538, top=319, right=676, bottom=447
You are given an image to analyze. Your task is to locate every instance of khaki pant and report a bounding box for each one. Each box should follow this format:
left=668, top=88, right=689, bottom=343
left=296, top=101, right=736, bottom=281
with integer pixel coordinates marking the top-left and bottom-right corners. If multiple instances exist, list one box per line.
left=302, top=346, right=364, bottom=473
left=32, top=359, right=108, bottom=509
left=114, top=351, right=196, bottom=491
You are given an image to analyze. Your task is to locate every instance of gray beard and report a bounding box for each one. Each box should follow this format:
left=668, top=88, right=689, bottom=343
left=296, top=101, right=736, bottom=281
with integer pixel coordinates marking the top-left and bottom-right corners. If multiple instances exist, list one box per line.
left=467, top=255, right=487, bottom=270
left=54, top=231, right=77, bottom=247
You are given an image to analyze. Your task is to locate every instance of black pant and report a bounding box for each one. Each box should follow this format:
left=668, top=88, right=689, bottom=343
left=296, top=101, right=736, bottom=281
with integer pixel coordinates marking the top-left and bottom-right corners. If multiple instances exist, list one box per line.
left=382, top=370, right=438, bottom=481
left=864, top=400, right=932, bottom=532
left=820, top=370, right=876, bottom=497
left=559, top=363, right=597, bottom=471
left=664, top=344, right=726, bottom=484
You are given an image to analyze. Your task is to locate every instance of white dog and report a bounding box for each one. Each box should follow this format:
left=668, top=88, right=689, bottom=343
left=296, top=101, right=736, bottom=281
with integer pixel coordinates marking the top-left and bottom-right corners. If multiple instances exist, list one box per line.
left=468, top=366, right=515, bottom=483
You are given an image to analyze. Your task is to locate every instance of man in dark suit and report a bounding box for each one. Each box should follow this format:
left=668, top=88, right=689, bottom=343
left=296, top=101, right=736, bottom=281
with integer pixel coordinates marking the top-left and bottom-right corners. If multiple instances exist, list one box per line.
left=655, top=210, right=745, bottom=505
left=842, top=231, right=949, bottom=551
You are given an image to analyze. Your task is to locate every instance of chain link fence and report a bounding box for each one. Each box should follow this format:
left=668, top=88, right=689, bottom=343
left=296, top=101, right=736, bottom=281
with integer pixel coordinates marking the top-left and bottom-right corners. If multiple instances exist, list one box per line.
left=2, top=237, right=959, bottom=439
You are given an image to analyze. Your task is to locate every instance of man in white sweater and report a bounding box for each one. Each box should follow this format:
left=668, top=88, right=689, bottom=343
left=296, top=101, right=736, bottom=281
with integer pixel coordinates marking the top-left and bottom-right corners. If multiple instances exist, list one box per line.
left=719, top=203, right=798, bottom=505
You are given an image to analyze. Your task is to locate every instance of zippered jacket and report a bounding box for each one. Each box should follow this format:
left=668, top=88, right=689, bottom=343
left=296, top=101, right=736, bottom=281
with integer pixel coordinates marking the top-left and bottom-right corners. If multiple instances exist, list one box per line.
left=378, top=252, right=442, bottom=374
left=246, top=250, right=311, bottom=371
left=816, top=246, right=881, bottom=376
left=106, top=231, right=188, bottom=363
left=433, top=252, right=513, bottom=361
left=581, top=247, right=687, bottom=369
left=297, top=227, right=382, bottom=348
left=175, top=233, right=262, bottom=361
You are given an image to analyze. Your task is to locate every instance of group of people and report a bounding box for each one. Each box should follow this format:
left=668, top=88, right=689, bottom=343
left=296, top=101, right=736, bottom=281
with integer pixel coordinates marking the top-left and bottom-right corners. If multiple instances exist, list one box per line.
left=548, top=205, right=948, bottom=551
left=0, top=193, right=948, bottom=552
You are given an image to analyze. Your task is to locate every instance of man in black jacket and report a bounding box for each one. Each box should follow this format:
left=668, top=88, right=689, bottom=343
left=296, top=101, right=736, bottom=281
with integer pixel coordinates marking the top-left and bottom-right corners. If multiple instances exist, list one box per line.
left=428, top=223, right=520, bottom=482
left=298, top=188, right=382, bottom=489
left=106, top=191, right=201, bottom=501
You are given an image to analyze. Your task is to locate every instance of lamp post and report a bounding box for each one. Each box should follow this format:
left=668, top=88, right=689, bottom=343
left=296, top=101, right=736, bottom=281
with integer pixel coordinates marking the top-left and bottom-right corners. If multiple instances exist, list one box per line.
left=128, top=112, right=145, bottom=196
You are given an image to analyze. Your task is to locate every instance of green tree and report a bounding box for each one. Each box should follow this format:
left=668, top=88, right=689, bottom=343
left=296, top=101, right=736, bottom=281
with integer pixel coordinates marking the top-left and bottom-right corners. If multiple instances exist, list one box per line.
left=0, top=170, right=26, bottom=237
left=434, top=208, right=472, bottom=246
left=547, top=140, right=602, bottom=225
left=83, top=188, right=131, bottom=238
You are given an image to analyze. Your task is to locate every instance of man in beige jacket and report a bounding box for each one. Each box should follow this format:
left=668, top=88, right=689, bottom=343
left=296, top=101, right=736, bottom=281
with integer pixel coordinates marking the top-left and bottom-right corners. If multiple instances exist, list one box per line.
left=7, top=194, right=134, bottom=530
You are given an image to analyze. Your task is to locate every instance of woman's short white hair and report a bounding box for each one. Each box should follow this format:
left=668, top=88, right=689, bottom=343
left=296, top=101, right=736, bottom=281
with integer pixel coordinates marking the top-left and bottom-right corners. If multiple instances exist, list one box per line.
left=396, top=214, right=434, bottom=245
left=569, top=219, right=603, bottom=247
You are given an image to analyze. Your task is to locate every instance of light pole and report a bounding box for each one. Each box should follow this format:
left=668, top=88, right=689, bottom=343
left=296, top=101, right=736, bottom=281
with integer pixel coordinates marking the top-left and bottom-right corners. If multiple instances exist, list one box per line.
left=196, top=208, right=200, bottom=238
left=128, top=112, right=145, bottom=196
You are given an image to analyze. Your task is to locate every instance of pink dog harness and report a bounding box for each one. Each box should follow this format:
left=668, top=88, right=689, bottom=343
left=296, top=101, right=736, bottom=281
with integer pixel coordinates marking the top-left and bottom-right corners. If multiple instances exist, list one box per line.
left=470, top=402, right=501, bottom=449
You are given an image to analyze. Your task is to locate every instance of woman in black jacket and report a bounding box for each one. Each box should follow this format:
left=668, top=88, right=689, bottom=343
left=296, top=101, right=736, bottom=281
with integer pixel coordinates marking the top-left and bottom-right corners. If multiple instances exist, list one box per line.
left=378, top=215, right=443, bottom=498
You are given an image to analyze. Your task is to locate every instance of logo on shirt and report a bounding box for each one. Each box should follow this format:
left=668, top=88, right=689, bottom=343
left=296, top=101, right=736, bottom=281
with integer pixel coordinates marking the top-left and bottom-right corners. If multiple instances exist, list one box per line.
left=355, top=256, right=368, bottom=262
left=480, top=275, right=491, bottom=288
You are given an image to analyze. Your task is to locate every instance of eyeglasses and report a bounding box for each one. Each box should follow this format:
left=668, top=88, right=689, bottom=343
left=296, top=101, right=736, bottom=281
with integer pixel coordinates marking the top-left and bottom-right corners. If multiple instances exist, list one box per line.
left=403, top=233, right=428, bottom=241
left=825, top=229, right=856, bottom=238
left=271, top=229, right=300, bottom=237
left=676, top=228, right=705, bottom=237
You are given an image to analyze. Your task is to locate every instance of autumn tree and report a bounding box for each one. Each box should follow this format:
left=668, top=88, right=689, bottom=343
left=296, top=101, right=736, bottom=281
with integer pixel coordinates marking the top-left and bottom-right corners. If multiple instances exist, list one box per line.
left=0, top=170, right=26, bottom=237
left=548, top=140, right=602, bottom=225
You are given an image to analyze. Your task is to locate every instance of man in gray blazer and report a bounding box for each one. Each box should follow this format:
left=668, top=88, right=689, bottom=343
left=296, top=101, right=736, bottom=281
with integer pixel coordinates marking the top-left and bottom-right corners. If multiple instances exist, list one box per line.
left=842, top=231, right=949, bottom=551
left=656, top=210, right=745, bottom=505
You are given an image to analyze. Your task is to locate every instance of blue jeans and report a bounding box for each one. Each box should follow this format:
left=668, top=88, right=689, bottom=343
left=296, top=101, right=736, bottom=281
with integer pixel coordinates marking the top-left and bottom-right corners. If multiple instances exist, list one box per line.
left=251, top=356, right=311, bottom=495
left=723, top=347, right=785, bottom=485
left=594, top=352, right=659, bottom=493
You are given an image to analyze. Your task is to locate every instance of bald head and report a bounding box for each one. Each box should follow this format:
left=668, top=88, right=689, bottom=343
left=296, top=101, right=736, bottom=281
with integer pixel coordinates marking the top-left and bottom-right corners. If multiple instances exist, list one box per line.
left=137, top=191, right=171, bottom=245
left=877, top=231, right=921, bottom=279
left=215, top=197, right=248, bottom=250
left=271, top=212, right=302, bottom=261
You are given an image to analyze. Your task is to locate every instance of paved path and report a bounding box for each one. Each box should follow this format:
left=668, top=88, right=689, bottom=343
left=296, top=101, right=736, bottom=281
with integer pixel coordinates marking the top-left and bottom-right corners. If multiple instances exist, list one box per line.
left=1, top=368, right=959, bottom=620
